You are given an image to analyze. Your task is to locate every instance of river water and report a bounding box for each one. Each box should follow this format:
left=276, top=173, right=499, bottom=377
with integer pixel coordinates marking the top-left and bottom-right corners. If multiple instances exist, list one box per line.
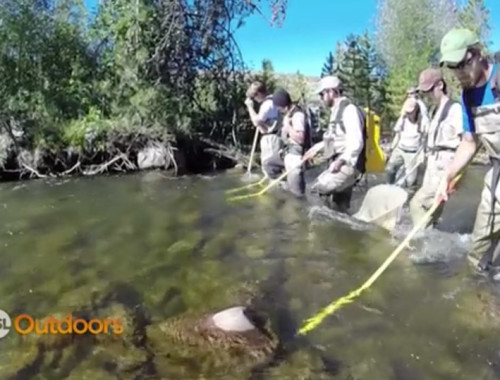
left=0, top=166, right=500, bottom=379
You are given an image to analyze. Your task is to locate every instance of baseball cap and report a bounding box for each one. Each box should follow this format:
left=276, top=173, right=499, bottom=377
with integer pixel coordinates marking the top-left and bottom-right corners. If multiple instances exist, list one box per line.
left=316, top=75, right=342, bottom=94
left=417, top=68, right=443, bottom=92
left=272, top=89, right=292, bottom=108
left=402, top=97, right=417, bottom=114
left=439, top=28, right=479, bottom=66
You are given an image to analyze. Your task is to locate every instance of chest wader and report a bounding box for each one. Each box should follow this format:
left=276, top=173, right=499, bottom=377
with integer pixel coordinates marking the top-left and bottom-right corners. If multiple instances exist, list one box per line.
left=467, top=69, right=500, bottom=271
left=260, top=96, right=284, bottom=179
left=320, top=99, right=367, bottom=211
left=386, top=116, right=424, bottom=185
left=419, top=99, right=458, bottom=228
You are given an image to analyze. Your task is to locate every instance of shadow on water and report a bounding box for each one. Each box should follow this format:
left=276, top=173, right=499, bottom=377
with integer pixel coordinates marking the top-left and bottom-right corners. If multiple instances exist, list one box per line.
left=247, top=258, right=341, bottom=379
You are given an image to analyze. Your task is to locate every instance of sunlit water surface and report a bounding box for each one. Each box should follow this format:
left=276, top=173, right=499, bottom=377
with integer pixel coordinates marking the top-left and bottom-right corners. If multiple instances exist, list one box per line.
left=0, top=166, right=499, bottom=379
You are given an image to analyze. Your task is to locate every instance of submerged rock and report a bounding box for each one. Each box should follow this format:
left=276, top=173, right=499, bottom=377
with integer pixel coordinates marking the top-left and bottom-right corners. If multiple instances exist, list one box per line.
left=148, top=305, right=279, bottom=376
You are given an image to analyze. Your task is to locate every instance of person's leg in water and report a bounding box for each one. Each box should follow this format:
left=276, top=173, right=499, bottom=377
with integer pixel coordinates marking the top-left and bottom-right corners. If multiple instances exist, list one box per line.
left=310, top=164, right=358, bottom=213
left=385, top=148, right=404, bottom=184
left=468, top=166, right=500, bottom=279
left=283, top=152, right=305, bottom=198
left=402, top=150, right=420, bottom=194
left=260, top=134, right=284, bottom=179
left=332, top=187, right=354, bottom=214
left=409, top=153, right=448, bottom=228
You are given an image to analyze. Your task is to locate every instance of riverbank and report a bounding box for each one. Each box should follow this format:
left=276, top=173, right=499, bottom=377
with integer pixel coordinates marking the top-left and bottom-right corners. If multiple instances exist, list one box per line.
left=0, top=127, right=490, bottom=184
left=0, top=128, right=249, bottom=182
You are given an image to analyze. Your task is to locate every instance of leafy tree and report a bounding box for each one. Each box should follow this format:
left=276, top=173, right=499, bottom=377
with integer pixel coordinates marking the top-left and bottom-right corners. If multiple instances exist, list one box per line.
left=458, top=0, right=491, bottom=49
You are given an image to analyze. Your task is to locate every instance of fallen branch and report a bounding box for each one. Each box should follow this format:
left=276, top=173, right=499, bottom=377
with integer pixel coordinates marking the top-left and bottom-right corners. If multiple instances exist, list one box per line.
left=21, top=163, right=48, bottom=179
left=200, top=137, right=253, bottom=167
left=60, top=161, right=81, bottom=176
left=82, top=154, right=127, bottom=176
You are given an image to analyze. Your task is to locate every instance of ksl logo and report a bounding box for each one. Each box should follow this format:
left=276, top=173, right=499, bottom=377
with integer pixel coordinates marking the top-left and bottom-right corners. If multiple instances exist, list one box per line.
left=0, top=309, right=12, bottom=338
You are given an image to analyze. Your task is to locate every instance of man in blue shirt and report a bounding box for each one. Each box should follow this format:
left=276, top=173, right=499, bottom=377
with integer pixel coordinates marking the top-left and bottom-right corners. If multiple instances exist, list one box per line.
left=438, top=28, right=500, bottom=279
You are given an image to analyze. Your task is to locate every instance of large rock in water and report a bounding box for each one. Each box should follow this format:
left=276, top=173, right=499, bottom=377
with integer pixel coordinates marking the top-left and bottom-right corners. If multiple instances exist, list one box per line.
left=137, top=143, right=170, bottom=170
left=147, top=306, right=279, bottom=377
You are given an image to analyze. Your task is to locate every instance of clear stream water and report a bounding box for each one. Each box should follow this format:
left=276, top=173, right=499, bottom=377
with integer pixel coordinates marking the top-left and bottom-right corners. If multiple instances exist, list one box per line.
left=0, top=166, right=500, bottom=379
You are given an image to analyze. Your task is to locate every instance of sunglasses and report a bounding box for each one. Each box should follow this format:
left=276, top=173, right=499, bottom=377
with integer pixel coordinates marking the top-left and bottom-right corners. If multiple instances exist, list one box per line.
left=444, top=52, right=475, bottom=70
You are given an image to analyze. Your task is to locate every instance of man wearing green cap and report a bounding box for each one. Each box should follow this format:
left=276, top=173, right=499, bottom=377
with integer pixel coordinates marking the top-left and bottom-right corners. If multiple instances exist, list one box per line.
left=438, top=28, right=500, bottom=280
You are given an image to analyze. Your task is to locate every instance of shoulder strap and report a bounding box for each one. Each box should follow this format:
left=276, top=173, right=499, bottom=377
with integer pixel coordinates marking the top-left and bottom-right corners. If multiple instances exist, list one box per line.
left=493, top=64, right=500, bottom=101
left=288, top=104, right=312, bottom=147
left=437, top=98, right=455, bottom=125
left=334, top=98, right=351, bottom=133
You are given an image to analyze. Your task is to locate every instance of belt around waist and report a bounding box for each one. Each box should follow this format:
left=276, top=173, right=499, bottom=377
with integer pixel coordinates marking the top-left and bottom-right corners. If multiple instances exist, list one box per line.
left=428, top=147, right=456, bottom=153
left=399, top=147, right=419, bottom=153
left=262, top=130, right=279, bottom=136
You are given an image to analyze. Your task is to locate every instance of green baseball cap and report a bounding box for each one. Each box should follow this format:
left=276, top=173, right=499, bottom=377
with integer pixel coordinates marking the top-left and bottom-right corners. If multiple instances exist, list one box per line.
left=439, top=28, right=479, bottom=66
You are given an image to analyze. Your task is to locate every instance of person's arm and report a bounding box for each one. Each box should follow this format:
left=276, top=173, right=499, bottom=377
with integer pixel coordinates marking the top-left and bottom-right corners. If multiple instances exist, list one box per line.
left=440, top=95, right=479, bottom=200
left=390, top=117, right=403, bottom=151
left=447, top=102, right=464, bottom=149
left=332, top=105, right=363, bottom=171
left=288, top=112, right=305, bottom=145
left=446, top=133, right=478, bottom=179
left=246, top=99, right=273, bottom=134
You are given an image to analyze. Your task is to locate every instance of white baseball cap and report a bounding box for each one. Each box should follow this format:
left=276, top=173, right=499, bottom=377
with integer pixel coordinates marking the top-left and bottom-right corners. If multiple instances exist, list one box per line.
left=316, top=75, right=342, bottom=94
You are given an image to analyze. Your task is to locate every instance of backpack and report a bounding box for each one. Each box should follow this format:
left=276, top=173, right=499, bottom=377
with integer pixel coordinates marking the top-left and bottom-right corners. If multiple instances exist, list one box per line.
left=289, top=103, right=313, bottom=153
left=306, top=106, right=319, bottom=135
left=493, top=51, right=500, bottom=101
left=332, top=98, right=367, bottom=174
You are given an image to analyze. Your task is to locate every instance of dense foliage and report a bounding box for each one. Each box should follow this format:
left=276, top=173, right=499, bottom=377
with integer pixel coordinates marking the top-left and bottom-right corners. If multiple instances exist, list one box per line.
left=0, top=0, right=287, bottom=176
left=0, top=0, right=494, bottom=177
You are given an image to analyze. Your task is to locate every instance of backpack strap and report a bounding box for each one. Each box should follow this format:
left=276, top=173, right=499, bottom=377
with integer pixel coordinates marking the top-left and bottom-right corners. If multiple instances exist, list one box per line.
left=333, top=98, right=351, bottom=133
left=334, top=98, right=367, bottom=173
left=493, top=63, right=500, bottom=102
left=429, top=98, right=456, bottom=150
left=437, top=98, right=455, bottom=125
left=288, top=104, right=312, bottom=152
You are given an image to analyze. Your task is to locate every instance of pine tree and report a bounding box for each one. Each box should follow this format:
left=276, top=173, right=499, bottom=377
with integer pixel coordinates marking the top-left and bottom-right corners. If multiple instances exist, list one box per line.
left=253, top=59, right=277, bottom=93
left=321, top=52, right=334, bottom=77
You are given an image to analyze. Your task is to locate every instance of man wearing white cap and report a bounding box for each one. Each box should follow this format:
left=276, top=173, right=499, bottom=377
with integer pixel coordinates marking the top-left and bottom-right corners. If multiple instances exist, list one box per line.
left=303, top=75, right=366, bottom=213
left=385, top=96, right=428, bottom=190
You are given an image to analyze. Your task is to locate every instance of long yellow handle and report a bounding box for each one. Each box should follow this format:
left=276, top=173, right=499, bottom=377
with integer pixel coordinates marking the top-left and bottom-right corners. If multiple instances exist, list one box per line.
left=247, top=127, right=260, bottom=175
left=227, top=156, right=308, bottom=202
left=296, top=173, right=462, bottom=336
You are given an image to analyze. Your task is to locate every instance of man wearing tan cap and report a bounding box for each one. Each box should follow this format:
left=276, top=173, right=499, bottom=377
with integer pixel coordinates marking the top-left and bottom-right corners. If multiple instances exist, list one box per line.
left=407, top=86, right=430, bottom=125
left=385, top=96, right=428, bottom=190
left=245, top=81, right=284, bottom=179
left=409, top=68, right=462, bottom=228
left=303, top=75, right=366, bottom=213
left=437, top=28, right=500, bottom=279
